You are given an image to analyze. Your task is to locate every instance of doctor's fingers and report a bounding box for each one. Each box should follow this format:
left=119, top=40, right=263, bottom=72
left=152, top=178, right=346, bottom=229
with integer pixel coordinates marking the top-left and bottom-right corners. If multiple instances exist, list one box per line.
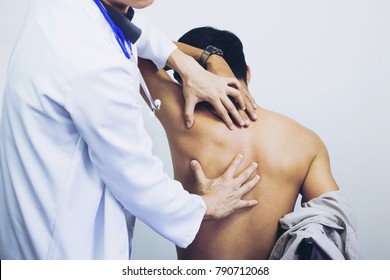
left=228, top=175, right=260, bottom=211
left=221, top=154, right=245, bottom=180
left=242, top=87, right=258, bottom=121
left=234, top=161, right=259, bottom=186
left=223, top=154, right=259, bottom=183
left=224, top=77, right=245, bottom=111
left=238, top=109, right=250, bottom=127
left=234, top=198, right=258, bottom=210
left=236, top=174, right=260, bottom=199
left=209, top=99, right=235, bottom=130
left=220, top=96, right=246, bottom=127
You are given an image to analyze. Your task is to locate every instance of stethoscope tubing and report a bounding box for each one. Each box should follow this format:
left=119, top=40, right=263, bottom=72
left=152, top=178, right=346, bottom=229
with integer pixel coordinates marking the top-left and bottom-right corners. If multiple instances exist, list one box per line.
left=93, top=0, right=160, bottom=112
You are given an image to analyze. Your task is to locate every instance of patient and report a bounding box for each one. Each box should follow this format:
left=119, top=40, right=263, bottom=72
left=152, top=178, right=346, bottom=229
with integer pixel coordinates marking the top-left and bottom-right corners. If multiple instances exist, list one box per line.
left=138, top=27, right=344, bottom=259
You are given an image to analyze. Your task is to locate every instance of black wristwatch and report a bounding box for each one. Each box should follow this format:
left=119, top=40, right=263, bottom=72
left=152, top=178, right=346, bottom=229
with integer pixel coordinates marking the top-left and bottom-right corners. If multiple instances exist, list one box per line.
left=199, top=45, right=224, bottom=68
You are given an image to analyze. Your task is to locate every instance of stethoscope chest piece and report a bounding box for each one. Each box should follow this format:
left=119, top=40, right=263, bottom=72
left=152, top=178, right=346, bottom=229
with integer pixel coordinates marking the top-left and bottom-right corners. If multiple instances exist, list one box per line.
left=153, top=99, right=161, bottom=111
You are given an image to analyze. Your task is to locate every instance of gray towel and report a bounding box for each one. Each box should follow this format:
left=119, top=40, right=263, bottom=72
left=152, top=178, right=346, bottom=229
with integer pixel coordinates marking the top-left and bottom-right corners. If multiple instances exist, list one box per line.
left=269, top=190, right=360, bottom=260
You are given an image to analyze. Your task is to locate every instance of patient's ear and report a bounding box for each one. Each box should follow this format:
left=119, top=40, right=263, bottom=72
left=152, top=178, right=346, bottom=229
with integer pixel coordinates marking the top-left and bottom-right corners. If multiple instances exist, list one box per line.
left=246, top=65, right=252, bottom=85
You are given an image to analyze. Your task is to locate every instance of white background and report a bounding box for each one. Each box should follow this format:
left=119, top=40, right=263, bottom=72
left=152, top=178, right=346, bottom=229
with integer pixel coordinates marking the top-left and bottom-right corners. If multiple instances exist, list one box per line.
left=1, top=0, right=389, bottom=260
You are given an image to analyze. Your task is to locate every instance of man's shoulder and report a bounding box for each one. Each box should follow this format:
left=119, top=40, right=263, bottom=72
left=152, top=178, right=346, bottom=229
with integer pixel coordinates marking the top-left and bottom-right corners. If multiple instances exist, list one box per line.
left=259, top=108, right=308, bottom=129
left=259, top=108, right=323, bottom=150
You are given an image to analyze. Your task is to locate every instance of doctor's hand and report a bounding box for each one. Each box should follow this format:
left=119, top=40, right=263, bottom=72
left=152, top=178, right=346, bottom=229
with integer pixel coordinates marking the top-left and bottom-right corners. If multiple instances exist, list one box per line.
left=190, top=154, right=260, bottom=220
left=166, top=49, right=247, bottom=130
left=205, top=55, right=258, bottom=122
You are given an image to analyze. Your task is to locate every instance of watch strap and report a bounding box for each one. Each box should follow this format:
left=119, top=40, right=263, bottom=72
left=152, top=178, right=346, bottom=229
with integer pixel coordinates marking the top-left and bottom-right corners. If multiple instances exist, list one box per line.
left=199, top=45, right=224, bottom=68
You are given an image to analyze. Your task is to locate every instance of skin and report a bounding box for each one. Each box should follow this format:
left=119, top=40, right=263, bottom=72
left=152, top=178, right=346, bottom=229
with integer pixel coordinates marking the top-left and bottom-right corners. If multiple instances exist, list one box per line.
left=103, top=0, right=256, bottom=129
left=138, top=58, right=339, bottom=259
left=101, top=0, right=260, bottom=218
left=103, top=0, right=155, bottom=13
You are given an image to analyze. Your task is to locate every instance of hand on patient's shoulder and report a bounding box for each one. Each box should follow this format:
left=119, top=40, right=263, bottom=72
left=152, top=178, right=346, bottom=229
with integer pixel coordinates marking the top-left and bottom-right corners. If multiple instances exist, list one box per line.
left=206, top=55, right=258, bottom=123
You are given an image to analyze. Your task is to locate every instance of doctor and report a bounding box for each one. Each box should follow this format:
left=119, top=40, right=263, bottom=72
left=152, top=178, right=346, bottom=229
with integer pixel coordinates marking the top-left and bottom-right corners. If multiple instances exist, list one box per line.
left=0, top=0, right=259, bottom=259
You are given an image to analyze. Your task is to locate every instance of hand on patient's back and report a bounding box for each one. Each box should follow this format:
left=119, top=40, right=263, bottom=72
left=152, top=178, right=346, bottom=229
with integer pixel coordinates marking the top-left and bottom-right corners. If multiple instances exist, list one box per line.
left=191, top=154, right=260, bottom=220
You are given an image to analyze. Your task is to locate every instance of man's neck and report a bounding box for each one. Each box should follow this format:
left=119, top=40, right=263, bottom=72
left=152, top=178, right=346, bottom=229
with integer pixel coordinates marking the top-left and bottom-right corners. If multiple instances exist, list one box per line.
left=102, top=0, right=129, bottom=14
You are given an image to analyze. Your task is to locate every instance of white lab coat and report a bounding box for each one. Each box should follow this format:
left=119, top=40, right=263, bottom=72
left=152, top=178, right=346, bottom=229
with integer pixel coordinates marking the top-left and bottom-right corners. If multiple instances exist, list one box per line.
left=0, top=0, right=205, bottom=259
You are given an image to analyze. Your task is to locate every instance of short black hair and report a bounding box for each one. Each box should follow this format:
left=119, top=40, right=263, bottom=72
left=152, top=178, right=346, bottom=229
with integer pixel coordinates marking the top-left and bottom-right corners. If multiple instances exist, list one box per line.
left=174, top=26, right=248, bottom=83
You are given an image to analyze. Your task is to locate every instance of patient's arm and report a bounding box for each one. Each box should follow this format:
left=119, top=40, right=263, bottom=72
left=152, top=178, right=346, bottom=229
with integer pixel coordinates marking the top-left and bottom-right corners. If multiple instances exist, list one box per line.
left=300, top=134, right=339, bottom=201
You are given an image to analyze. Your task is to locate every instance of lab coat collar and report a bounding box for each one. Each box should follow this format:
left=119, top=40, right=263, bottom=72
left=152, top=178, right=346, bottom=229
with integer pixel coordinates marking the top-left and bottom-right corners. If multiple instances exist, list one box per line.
left=100, top=1, right=142, bottom=43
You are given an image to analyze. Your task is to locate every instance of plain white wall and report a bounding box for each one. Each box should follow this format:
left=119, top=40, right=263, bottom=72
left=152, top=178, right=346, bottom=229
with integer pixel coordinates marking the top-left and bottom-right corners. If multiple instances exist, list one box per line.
left=1, top=0, right=389, bottom=260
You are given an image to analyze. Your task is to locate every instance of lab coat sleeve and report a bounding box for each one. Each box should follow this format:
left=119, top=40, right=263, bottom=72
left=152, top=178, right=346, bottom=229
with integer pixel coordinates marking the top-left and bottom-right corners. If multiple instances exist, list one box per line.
left=132, top=13, right=177, bottom=69
left=64, top=63, right=205, bottom=248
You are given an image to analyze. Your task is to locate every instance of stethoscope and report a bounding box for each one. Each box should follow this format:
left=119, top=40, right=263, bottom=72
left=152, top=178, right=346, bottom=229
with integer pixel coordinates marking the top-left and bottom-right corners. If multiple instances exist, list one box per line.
left=93, top=0, right=161, bottom=113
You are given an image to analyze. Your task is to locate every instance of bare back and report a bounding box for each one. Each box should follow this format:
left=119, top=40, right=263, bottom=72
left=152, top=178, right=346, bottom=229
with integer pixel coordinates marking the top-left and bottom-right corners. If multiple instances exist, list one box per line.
left=139, top=59, right=338, bottom=259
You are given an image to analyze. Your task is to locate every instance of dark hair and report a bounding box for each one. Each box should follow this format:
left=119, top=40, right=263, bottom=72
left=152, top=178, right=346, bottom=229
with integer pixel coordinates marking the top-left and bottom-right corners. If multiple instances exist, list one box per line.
left=173, top=26, right=248, bottom=83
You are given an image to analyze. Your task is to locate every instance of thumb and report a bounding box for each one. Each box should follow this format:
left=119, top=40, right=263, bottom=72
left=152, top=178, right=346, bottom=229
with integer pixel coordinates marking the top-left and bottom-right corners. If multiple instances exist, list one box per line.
left=184, top=96, right=196, bottom=128
left=190, top=160, right=207, bottom=188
